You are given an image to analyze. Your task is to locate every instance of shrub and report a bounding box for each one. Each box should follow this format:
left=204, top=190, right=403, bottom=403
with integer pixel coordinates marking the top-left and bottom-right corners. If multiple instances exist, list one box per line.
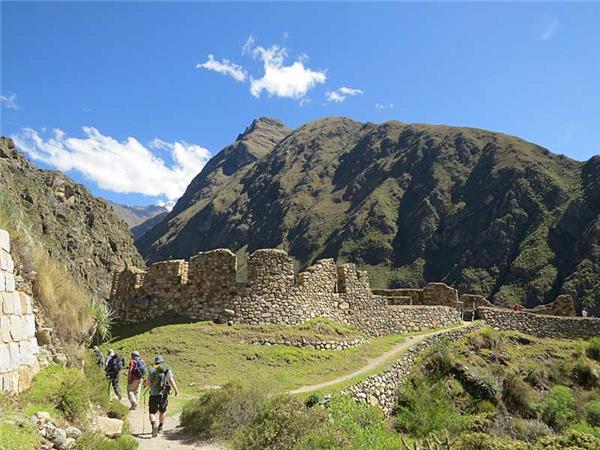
left=584, top=400, right=600, bottom=427
left=541, top=385, right=576, bottom=432
left=180, top=383, right=269, bottom=440
left=502, top=374, right=537, bottom=417
left=587, top=338, right=600, bottom=362
left=422, top=340, right=454, bottom=378
left=511, top=418, right=553, bottom=443
left=394, top=377, right=466, bottom=437
left=232, top=395, right=324, bottom=450
left=572, top=360, right=599, bottom=388
left=107, top=400, right=129, bottom=421
left=297, top=396, right=401, bottom=450
left=453, top=432, right=528, bottom=450
left=26, top=365, right=92, bottom=425
left=304, top=393, right=321, bottom=408
left=76, top=432, right=138, bottom=450
left=534, top=430, right=600, bottom=449
left=569, top=422, right=600, bottom=439
left=91, top=299, right=116, bottom=344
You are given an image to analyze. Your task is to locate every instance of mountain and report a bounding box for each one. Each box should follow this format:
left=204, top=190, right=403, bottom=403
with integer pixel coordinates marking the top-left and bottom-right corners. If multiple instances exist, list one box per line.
left=109, top=201, right=171, bottom=228
left=138, top=117, right=599, bottom=314
left=131, top=211, right=168, bottom=241
left=0, top=137, right=144, bottom=299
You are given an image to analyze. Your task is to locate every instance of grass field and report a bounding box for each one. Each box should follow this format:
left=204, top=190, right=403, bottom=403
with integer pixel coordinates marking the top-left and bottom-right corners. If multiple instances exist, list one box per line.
left=101, top=318, right=418, bottom=410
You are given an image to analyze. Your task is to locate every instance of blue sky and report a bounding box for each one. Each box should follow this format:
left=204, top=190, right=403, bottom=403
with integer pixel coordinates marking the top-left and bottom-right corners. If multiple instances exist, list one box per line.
left=1, top=2, right=599, bottom=206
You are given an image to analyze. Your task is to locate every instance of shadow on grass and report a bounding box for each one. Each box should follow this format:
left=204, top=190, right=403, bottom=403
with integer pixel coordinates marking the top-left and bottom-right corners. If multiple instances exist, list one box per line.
left=110, top=315, right=200, bottom=341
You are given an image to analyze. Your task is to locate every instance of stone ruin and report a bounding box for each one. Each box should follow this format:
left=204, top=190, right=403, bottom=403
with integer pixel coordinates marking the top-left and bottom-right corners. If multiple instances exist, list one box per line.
left=110, top=248, right=589, bottom=338
left=110, top=249, right=463, bottom=336
left=0, top=229, right=40, bottom=393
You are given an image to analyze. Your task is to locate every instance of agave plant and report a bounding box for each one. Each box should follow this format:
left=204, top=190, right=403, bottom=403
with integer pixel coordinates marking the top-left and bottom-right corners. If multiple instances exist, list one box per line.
left=90, top=298, right=116, bottom=343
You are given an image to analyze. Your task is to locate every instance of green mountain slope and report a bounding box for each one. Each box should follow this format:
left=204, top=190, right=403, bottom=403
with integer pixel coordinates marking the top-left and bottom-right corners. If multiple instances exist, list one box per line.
left=137, top=118, right=599, bottom=313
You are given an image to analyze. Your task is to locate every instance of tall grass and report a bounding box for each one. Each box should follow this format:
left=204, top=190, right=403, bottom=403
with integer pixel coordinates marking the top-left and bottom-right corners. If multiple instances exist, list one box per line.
left=0, top=187, right=95, bottom=348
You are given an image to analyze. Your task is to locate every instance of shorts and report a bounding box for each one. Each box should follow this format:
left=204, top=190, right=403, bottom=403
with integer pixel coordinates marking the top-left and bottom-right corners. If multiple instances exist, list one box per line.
left=148, top=394, right=169, bottom=414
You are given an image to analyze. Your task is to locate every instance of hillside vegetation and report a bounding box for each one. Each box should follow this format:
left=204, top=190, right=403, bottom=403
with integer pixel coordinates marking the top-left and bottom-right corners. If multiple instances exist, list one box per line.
left=136, top=118, right=600, bottom=314
left=177, top=327, right=600, bottom=449
left=0, top=136, right=144, bottom=347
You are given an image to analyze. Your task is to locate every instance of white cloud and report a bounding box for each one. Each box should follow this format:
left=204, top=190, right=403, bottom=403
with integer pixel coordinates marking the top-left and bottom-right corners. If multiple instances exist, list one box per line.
left=12, top=127, right=211, bottom=201
left=375, top=103, right=394, bottom=110
left=325, top=86, right=363, bottom=103
left=540, top=18, right=559, bottom=40
left=249, top=44, right=326, bottom=99
left=0, top=93, right=20, bottom=110
left=299, top=97, right=312, bottom=107
left=196, top=54, right=247, bottom=82
left=242, top=35, right=256, bottom=56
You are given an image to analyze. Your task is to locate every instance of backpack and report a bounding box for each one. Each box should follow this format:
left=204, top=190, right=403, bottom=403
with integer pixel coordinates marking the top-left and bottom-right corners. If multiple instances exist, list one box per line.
left=132, top=358, right=146, bottom=378
left=106, top=354, right=124, bottom=375
left=151, top=364, right=171, bottom=395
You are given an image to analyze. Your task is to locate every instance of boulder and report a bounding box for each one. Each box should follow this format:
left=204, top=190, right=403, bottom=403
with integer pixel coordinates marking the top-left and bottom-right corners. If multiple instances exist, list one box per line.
left=96, top=416, right=123, bottom=438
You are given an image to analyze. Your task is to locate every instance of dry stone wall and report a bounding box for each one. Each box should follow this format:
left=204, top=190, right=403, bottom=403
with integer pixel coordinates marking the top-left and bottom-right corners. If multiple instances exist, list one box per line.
left=477, top=307, right=600, bottom=339
left=0, top=229, right=40, bottom=393
left=110, top=249, right=463, bottom=336
left=343, top=323, right=485, bottom=415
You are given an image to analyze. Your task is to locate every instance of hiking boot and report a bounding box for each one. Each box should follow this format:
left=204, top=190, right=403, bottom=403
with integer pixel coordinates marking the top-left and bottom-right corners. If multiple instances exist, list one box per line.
left=158, top=423, right=163, bottom=433
left=129, top=404, right=136, bottom=411
left=152, top=423, right=158, bottom=438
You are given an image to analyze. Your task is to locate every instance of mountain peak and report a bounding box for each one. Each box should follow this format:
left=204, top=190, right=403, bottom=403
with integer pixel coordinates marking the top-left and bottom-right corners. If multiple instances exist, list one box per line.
left=237, top=116, right=289, bottom=142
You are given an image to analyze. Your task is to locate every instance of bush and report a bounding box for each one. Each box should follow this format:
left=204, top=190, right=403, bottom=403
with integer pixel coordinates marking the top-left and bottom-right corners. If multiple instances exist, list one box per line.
left=541, top=386, right=576, bottom=432
left=569, top=422, right=600, bottom=439
left=422, top=340, right=454, bottom=378
left=394, top=377, right=466, bottom=437
left=180, top=383, right=269, bottom=440
left=534, top=430, right=600, bottom=449
left=453, top=432, right=529, bottom=450
left=587, top=338, right=600, bottom=362
left=502, top=374, right=538, bottom=418
left=76, top=432, right=138, bottom=450
left=304, top=393, right=321, bottom=408
left=584, top=400, right=600, bottom=427
left=511, top=418, right=553, bottom=443
left=573, top=361, right=599, bottom=388
left=233, top=395, right=324, bottom=450
left=297, top=396, right=401, bottom=450
left=26, top=365, right=92, bottom=425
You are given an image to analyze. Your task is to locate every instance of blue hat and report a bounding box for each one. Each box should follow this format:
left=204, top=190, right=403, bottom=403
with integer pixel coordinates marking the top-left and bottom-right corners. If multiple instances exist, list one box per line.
left=155, top=355, right=165, bottom=364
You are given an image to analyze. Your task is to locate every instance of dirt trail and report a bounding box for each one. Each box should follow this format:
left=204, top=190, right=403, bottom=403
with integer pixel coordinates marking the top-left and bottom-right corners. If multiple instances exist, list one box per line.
left=289, top=323, right=473, bottom=394
left=123, top=398, right=227, bottom=450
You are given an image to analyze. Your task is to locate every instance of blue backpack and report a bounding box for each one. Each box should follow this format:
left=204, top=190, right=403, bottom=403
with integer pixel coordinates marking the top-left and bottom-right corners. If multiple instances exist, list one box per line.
left=132, top=358, right=146, bottom=378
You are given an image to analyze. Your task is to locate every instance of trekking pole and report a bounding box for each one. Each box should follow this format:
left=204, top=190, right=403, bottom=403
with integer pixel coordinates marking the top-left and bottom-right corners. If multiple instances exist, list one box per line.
left=142, top=387, right=148, bottom=436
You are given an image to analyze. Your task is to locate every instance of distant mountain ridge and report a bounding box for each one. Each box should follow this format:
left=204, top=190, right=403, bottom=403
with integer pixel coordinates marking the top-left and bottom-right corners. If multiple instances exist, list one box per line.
left=109, top=201, right=171, bottom=228
left=137, top=117, right=599, bottom=314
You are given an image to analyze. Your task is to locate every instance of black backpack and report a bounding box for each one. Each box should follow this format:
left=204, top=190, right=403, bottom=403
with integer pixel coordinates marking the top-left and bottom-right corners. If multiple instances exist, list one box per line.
left=106, top=354, right=124, bottom=375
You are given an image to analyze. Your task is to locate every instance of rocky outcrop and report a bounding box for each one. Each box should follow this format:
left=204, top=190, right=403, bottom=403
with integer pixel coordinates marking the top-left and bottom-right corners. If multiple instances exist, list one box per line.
left=0, top=137, right=144, bottom=299
left=0, top=229, right=40, bottom=393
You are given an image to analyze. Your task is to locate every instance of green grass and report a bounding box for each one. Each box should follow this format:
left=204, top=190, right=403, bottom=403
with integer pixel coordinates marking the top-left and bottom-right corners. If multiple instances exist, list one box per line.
left=104, top=319, right=408, bottom=402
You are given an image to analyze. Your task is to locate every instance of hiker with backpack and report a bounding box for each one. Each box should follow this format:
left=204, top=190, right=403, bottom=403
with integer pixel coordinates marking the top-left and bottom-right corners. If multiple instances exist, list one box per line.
left=127, top=351, right=146, bottom=410
left=105, top=349, right=125, bottom=400
left=92, top=346, right=104, bottom=367
left=145, top=355, right=179, bottom=438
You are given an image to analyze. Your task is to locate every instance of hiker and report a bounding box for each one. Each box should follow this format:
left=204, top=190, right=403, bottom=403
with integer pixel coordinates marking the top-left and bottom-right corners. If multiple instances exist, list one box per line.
left=105, top=349, right=114, bottom=367
left=146, top=355, right=179, bottom=438
left=105, top=350, right=125, bottom=400
left=92, top=346, right=104, bottom=367
left=127, top=351, right=146, bottom=410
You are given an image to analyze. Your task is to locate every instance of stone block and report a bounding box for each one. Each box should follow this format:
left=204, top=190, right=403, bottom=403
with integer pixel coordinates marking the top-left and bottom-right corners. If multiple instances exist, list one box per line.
left=25, top=315, right=36, bottom=338
left=0, top=272, right=5, bottom=292
left=96, top=416, right=123, bottom=438
left=19, top=292, right=32, bottom=315
left=0, top=250, right=8, bottom=271
left=1, top=370, right=19, bottom=392
left=8, top=341, right=20, bottom=371
left=19, top=339, right=35, bottom=366
left=0, top=315, right=11, bottom=343
left=10, top=315, right=26, bottom=341
left=0, top=229, right=10, bottom=253
left=0, top=343, right=11, bottom=372
left=2, top=291, right=21, bottom=315
left=4, top=273, right=15, bottom=292
left=18, top=363, right=37, bottom=392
